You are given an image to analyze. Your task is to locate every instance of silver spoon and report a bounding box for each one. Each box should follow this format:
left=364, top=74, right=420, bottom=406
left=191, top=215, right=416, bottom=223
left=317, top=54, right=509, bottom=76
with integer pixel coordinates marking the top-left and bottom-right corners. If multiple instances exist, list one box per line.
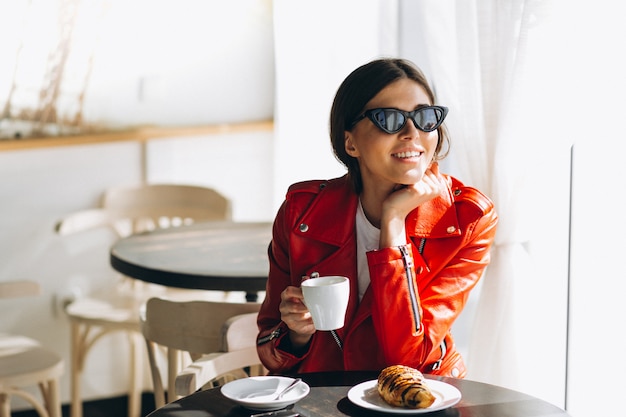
left=274, top=378, right=302, bottom=400
left=246, top=378, right=303, bottom=401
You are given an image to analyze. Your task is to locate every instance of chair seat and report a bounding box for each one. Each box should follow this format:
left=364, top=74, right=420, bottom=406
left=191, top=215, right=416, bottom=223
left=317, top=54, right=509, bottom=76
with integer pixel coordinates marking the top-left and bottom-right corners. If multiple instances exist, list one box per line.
left=0, top=334, right=64, bottom=417
left=64, top=279, right=177, bottom=325
left=66, top=296, right=143, bottom=327
left=65, top=289, right=231, bottom=328
left=0, top=334, right=64, bottom=385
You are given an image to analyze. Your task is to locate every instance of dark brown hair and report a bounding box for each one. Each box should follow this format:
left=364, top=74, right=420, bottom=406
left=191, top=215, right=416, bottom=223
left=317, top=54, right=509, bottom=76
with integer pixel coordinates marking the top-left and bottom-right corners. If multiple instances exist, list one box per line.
left=329, top=58, right=450, bottom=193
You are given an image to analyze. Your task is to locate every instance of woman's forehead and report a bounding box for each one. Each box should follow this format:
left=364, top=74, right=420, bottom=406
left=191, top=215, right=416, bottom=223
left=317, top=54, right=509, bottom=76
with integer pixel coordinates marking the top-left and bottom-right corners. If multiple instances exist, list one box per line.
left=366, top=78, right=432, bottom=109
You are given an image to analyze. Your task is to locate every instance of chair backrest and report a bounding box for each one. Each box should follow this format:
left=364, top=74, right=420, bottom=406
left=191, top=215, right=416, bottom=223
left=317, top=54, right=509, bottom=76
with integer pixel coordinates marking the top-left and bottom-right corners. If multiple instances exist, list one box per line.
left=222, top=312, right=259, bottom=351
left=140, top=297, right=261, bottom=407
left=174, top=312, right=263, bottom=398
left=103, top=184, right=232, bottom=234
left=55, top=183, right=232, bottom=238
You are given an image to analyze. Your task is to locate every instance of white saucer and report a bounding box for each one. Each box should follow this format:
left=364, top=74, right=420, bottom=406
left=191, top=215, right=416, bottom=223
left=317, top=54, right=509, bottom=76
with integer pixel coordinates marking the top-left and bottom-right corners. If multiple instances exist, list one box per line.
left=221, top=376, right=310, bottom=411
left=347, top=379, right=461, bottom=414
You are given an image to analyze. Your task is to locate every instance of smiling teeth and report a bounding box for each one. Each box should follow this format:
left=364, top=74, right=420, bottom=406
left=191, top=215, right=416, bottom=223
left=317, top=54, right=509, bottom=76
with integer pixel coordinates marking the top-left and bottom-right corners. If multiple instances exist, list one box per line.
left=394, top=151, right=421, bottom=158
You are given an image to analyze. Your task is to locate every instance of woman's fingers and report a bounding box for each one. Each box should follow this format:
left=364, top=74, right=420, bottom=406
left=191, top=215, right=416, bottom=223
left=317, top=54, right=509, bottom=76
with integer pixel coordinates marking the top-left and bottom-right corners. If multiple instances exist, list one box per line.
left=414, top=165, right=446, bottom=198
left=279, top=286, right=315, bottom=335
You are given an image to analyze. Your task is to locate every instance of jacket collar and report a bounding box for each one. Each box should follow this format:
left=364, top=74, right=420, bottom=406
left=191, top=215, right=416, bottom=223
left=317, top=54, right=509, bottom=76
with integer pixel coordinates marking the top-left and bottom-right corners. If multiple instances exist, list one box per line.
left=294, top=175, right=461, bottom=246
left=294, top=176, right=358, bottom=247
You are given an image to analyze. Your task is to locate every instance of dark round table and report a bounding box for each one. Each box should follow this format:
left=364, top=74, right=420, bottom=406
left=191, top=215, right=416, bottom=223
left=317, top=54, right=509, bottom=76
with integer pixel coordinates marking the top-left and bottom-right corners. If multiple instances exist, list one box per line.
left=110, top=221, right=272, bottom=301
left=146, top=371, right=571, bottom=417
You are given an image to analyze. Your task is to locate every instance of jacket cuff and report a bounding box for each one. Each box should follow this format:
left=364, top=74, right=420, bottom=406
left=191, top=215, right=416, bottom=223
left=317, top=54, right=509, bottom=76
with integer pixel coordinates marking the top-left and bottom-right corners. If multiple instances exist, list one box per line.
left=366, top=245, right=406, bottom=265
left=277, top=331, right=312, bottom=358
left=259, top=322, right=312, bottom=359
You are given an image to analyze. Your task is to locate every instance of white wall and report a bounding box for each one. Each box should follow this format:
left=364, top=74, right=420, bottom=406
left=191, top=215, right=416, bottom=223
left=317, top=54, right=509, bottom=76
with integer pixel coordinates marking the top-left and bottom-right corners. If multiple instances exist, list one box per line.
left=271, top=0, right=398, bottom=207
left=145, top=131, right=275, bottom=222
left=0, top=0, right=275, bottom=133
left=564, top=3, right=626, bottom=415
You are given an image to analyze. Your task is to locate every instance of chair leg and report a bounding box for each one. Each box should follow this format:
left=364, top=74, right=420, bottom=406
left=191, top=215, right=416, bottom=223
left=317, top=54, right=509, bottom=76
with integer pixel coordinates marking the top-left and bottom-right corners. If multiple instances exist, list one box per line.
left=166, top=349, right=180, bottom=404
left=145, top=339, right=166, bottom=409
left=1, top=388, right=51, bottom=417
left=40, top=379, right=62, bottom=417
left=70, top=320, right=144, bottom=417
left=0, top=393, right=10, bottom=417
left=127, top=332, right=143, bottom=417
left=70, top=322, right=85, bottom=417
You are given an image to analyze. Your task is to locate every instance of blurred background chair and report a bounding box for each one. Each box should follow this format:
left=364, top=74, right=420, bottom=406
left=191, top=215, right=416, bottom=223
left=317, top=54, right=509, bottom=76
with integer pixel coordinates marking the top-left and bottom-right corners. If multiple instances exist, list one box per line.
left=54, top=183, right=233, bottom=417
left=0, top=280, right=64, bottom=417
left=140, top=298, right=263, bottom=410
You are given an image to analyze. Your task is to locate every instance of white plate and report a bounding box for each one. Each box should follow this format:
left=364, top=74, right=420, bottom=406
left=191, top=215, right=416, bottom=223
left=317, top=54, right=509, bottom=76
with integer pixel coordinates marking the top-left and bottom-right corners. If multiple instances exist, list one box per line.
left=221, top=376, right=310, bottom=411
left=347, top=379, right=461, bottom=414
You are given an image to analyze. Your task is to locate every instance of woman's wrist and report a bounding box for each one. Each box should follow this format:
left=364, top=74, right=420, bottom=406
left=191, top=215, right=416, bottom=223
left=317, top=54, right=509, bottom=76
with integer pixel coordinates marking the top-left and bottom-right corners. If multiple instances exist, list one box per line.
left=379, top=214, right=407, bottom=248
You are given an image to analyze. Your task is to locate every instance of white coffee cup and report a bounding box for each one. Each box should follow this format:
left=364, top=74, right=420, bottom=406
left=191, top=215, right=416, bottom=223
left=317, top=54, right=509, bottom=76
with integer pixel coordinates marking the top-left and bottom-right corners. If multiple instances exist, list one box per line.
left=301, top=276, right=350, bottom=331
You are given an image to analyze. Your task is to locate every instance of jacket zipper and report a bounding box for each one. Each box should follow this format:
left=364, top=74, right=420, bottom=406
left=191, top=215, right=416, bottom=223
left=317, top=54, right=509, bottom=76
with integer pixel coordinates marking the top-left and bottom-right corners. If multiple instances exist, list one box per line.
left=431, top=339, right=447, bottom=370
left=399, top=245, right=421, bottom=333
left=330, top=330, right=343, bottom=350
left=418, top=237, right=426, bottom=254
left=257, top=327, right=281, bottom=345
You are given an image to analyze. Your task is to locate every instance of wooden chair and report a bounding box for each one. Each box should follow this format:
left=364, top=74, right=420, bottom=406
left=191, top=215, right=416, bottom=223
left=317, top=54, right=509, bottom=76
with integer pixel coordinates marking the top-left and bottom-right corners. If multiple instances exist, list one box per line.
left=174, top=312, right=264, bottom=398
left=140, top=298, right=264, bottom=409
left=54, top=183, right=232, bottom=417
left=0, top=281, right=64, bottom=417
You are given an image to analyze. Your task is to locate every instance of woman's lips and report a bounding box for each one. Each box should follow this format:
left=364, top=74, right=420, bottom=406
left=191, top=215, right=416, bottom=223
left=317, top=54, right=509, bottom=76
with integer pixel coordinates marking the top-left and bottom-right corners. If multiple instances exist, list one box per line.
left=392, top=151, right=423, bottom=159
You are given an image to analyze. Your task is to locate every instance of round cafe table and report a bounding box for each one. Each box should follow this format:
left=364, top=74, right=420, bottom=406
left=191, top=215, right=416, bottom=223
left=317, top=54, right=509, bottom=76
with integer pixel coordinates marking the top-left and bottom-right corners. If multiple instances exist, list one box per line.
left=146, top=371, right=571, bottom=417
left=110, top=221, right=272, bottom=301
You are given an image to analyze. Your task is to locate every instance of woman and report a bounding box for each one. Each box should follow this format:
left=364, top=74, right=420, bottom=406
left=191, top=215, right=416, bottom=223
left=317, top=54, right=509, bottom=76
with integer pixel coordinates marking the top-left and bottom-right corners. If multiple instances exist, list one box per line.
left=256, top=58, right=497, bottom=378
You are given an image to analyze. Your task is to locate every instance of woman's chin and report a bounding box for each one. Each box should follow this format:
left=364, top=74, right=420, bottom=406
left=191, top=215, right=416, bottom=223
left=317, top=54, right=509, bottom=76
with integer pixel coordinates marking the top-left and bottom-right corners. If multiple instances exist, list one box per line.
left=396, top=174, right=424, bottom=187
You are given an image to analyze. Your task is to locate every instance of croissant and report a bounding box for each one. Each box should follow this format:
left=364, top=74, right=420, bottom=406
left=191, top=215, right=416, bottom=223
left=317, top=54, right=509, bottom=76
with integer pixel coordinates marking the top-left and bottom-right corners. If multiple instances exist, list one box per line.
left=377, top=365, right=436, bottom=409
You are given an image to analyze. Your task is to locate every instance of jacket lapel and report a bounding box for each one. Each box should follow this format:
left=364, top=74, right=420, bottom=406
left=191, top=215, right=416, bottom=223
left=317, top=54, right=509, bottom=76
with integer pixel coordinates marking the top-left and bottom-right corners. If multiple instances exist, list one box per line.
left=293, top=176, right=358, bottom=247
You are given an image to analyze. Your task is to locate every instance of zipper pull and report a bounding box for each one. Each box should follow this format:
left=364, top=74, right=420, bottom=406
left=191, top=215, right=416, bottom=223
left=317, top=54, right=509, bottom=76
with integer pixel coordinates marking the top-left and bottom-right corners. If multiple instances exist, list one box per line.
left=257, top=326, right=282, bottom=345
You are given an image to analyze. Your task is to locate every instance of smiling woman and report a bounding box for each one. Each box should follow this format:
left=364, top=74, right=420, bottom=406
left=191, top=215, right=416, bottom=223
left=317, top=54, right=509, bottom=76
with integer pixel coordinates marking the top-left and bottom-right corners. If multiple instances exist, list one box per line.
left=0, top=0, right=275, bottom=139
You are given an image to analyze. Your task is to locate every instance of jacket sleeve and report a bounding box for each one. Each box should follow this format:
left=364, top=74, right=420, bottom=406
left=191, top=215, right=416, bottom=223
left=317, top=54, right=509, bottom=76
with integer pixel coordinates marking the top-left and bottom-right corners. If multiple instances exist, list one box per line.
left=367, top=196, right=498, bottom=369
left=255, top=190, right=317, bottom=374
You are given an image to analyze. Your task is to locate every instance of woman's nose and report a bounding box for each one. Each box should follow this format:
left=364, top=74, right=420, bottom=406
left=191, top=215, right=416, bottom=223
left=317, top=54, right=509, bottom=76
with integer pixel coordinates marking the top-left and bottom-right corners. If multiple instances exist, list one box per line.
left=399, top=117, right=421, bottom=139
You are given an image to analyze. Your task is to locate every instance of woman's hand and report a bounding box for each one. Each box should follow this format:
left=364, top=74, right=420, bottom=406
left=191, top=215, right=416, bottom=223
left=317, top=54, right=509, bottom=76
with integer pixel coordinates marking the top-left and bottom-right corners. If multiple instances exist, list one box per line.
left=380, top=162, right=446, bottom=247
left=279, top=284, right=315, bottom=348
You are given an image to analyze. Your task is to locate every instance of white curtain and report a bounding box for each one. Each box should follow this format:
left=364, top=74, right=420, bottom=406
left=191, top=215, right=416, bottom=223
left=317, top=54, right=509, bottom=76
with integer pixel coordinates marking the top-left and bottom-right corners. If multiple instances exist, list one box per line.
left=461, top=0, right=540, bottom=388
left=402, top=0, right=572, bottom=406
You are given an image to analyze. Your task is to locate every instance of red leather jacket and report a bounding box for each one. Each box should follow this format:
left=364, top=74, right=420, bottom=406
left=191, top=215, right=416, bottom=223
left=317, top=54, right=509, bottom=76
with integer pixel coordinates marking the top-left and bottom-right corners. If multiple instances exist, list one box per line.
left=256, top=174, right=497, bottom=378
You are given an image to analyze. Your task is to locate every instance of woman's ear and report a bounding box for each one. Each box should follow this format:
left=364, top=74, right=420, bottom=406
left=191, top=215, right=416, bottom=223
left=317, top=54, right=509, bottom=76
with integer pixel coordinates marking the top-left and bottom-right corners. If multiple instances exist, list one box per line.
left=345, top=134, right=359, bottom=157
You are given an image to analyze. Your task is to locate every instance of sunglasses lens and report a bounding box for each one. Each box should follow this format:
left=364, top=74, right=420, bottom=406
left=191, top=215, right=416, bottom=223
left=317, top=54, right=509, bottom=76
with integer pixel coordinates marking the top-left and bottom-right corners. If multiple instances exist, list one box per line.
left=414, top=107, right=444, bottom=132
left=370, top=109, right=406, bottom=133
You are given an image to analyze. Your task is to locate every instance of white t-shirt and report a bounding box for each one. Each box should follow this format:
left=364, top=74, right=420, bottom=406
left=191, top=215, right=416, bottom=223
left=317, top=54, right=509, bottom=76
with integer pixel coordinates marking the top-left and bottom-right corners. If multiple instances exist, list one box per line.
left=355, top=200, right=380, bottom=301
